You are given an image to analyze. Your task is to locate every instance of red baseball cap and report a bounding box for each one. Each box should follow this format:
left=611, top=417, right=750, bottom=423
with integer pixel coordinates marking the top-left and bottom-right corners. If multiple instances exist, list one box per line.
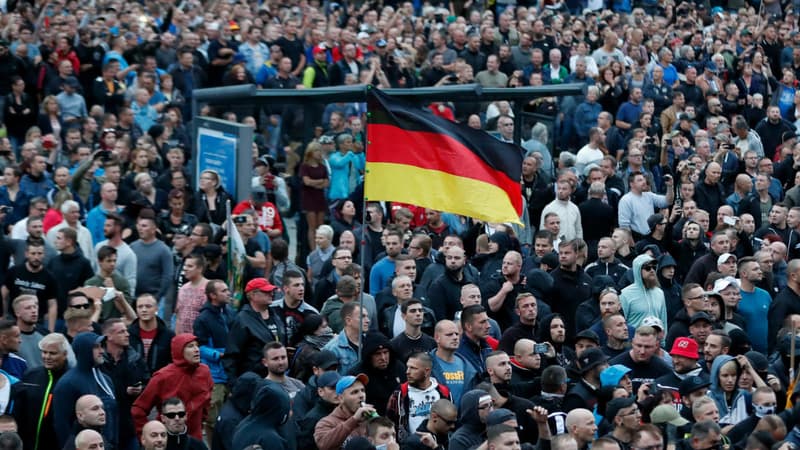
left=312, top=44, right=327, bottom=55
left=670, top=337, right=699, bottom=360
left=245, top=278, right=277, bottom=293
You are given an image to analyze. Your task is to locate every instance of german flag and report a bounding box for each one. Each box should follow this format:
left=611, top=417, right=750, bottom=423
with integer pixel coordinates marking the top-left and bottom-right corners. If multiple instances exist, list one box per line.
left=365, top=88, right=524, bottom=224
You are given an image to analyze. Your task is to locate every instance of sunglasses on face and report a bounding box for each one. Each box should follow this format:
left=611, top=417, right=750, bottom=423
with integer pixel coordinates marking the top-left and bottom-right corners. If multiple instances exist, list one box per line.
left=163, top=411, right=186, bottom=419
left=642, top=264, right=658, bottom=271
left=70, top=303, right=92, bottom=309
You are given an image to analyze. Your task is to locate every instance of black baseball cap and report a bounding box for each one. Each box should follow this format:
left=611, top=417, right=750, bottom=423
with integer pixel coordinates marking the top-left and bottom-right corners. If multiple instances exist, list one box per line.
left=679, top=375, right=711, bottom=397
left=312, top=350, right=339, bottom=370
left=689, top=312, right=713, bottom=325
left=578, top=347, right=608, bottom=374
left=605, top=396, right=636, bottom=419
left=575, top=329, right=600, bottom=346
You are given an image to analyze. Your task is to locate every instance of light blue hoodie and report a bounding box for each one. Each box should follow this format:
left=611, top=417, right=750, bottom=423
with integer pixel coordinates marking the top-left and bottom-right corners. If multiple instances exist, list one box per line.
left=619, top=254, right=668, bottom=331
left=709, top=354, right=751, bottom=426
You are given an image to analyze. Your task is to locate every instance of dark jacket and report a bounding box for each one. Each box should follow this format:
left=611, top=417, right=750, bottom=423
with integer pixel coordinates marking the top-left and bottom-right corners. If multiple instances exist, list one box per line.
left=297, top=397, right=337, bottom=450
left=165, top=431, right=206, bottom=450
left=768, top=285, right=800, bottom=353
left=52, top=332, right=118, bottom=449
left=99, top=346, right=147, bottom=450
left=574, top=275, right=618, bottom=334
left=448, top=389, right=487, bottom=450
left=232, top=383, right=290, bottom=450
left=386, top=381, right=451, bottom=442
left=380, top=304, right=436, bottom=339
left=675, top=239, right=708, bottom=283
left=193, top=188, right=232, bottom=226
left=401, top=419, right=448, bottom=450
left=212, top=372, right=263, bottom=450
left=562, top=378, right=600, bottom=412
left=694, top=180, right=726, bottom=230
left=684, top=252, right=719, bottom=286
left=46, top=250, right=94, bottom=315
left=129, top=318, right=175, bottom=379
left=456, top=333, right=493, bottom=375
left=584, top=259, right=628, bottom=286
left=548, top=266, right=592, bottom=341
left=15, top=363, right=67, bottom=450
left=193, top=302, right=236, bottom=384
left=223, top=304, right=286, bottom=384
left=427, top=267, right=479, bottom=322
left=347, top=333, right=405, bottom=416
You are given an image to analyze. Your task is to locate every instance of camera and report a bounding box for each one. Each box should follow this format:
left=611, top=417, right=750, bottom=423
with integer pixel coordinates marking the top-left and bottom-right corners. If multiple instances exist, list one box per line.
left=0, top=206, right=13, bottom=215
left=533, top=343, right=549, bottom=354
left=233, top=215, right=248, bottom=224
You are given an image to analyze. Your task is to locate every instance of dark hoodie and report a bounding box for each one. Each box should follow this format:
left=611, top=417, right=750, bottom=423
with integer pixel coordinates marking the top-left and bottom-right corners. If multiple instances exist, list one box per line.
left=348, top=332, right=405, bottom=416
left=575, top=275, right=617, bottom=334
left=448, top=389, right=489, bottom=450
left=212, top=372, right=264, bottom=450
left=52, top=332, right=118, bottom=449
left=426, top=256, right=480, bottom=322
left=15, top=358, right=68, bottom=450
left=548, top=263, right=592, bottom=343
left=232, top=383, right=290, bottom=450
left=131, top=333, right=213, bottom=441
left=537, top=314, right=575, bottom=370
left=657, top=254, right=683, bottom=321
left=472, top=232, right=512, bottom=283
left=417, top=250, right=480, bottom=300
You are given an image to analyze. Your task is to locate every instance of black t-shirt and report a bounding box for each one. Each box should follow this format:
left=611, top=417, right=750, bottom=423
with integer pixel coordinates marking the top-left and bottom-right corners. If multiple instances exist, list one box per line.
left=389, top=332, right=437, bottom=363
left=276, top=37, right=305, bottom=71
left=609, top=351, right=672, bottom=392
left=4, top=264, right=57, bottom=317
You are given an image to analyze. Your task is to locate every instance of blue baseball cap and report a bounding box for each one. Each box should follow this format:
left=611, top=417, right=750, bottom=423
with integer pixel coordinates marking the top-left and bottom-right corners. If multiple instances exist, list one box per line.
left=335, top=373, right=369, bottom=395
left=318, top=371, right=341, bottom=388
left=600, top=364, right=632, bottom=387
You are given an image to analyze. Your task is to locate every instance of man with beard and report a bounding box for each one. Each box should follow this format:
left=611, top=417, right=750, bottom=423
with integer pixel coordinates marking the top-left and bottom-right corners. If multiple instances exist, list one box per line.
left=537, top=314, right=573, bottom=368
left=666, top=284, right=709, bottom=349
left=2, top=240, right=57, bottom=331
left=476, top=381, right=539, bottom=446
left=484, top=251, right=526, bottom=330
left=430, top=320, right=475, bottom=406
left=400, top=398, right=457, bottom=450
left=263, top=341, right=305, bottom=398
left=737, top=257, right=771, bottom=353
left=347, top=332, right=404, bottom=416
left=655, top=337, right=702, bottom=396
left=603, top=397, right=640, bottom=450
left=563, top=348, right=609, bottom=411
left=549, top=240, right=592, bottom=343
left=610, top=326, right=672, bottom=391
left=688, top=313, right=713, bottom=356
left=683, top=230, right=730, bottom=286
left=386, top=352, right=451, bottom=442
left=601, top=314, right=630, bottom=358
left=499, top=293, right=538, bottom=354
left=428, top=246, right=478, bottom=322
left=702, top=330, right=731, bottom=373
left=314, top=373, right=373, bottom=450
left=15, top=333, right=70, bottom=450
left=370, top=227, right=405, bottom=295
left=620, top=254, right=668, bottom=330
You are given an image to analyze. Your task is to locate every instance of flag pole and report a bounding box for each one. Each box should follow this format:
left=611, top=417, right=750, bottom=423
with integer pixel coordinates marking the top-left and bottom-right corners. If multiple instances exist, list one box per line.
left=357, top=84, right=373, bottom=363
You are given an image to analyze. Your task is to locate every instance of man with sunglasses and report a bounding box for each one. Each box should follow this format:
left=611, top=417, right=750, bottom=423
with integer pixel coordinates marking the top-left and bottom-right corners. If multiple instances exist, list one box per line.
left=160, top=397, right=205, bottom=450
left=401, top=398, right=457, bottom=450
left=619, top=254, right=668, bottom=331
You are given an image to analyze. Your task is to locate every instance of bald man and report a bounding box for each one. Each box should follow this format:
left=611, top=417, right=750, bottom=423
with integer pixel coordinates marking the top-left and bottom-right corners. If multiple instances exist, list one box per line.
left=510, top=338, right=541, bottom=398
left=566, top=409, right=597, bottom=450
left=75, top=429, right=104, bottom=450
left=141, top=421, right=167, bottom=450
left=484, top=251, right=525, bottom=329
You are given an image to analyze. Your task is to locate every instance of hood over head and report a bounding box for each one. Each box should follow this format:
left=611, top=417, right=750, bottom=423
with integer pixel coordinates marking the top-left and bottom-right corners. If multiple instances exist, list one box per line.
left=631, top=254, right=655, bottom=288
left=72, top=332, right=104, bottom=371
left=525, top=268, right=553, bottom=299
left=489, top=232, right=512, bottom=254
left=250, top=382, right=291, bottom=425
left=232, top=372, right=264, bottom=413
left=709, top=354, right=739, bottom=391
left=459, top=389, right=490, bottom=426
left=591, top=275, right=616, bottom=300
left=361, top=332, right=395, bottom=369
left=536, top=313, right=563, bottom=345
left=171, top=333, right=199, bottom=368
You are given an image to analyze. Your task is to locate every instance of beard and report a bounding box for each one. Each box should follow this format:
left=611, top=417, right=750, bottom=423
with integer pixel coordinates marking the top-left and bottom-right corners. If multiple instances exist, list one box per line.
left=643, top=277, right=660, bottom=289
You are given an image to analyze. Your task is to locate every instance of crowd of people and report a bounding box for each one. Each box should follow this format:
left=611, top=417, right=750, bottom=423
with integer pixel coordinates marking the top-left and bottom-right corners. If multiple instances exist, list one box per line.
left=5, top=0, right=800, bottom=450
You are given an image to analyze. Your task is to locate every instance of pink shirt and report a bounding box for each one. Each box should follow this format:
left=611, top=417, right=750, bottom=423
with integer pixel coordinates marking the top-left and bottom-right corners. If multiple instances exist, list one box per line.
left=175, top=279, right=209, bottom=334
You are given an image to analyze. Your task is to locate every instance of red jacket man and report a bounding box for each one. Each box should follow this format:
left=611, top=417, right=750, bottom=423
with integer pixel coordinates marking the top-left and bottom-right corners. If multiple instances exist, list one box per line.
left=131, top=333, right=213, bottom=440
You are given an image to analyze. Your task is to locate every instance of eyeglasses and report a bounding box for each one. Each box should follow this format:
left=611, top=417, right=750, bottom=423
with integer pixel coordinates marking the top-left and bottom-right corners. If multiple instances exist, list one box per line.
left=642, top=264, right=658, bottom=271
left=163, top=411, right=187, bottom=419
left=437, top=415, right=457, bottom=426
left=70, top=303, right=92, bottom=309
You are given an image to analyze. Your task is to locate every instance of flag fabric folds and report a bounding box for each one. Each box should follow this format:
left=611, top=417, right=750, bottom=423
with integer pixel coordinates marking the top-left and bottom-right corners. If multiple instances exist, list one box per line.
left=226, top=201, right=247, bottom=308
left=365, top=88, right=524, bottom=224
